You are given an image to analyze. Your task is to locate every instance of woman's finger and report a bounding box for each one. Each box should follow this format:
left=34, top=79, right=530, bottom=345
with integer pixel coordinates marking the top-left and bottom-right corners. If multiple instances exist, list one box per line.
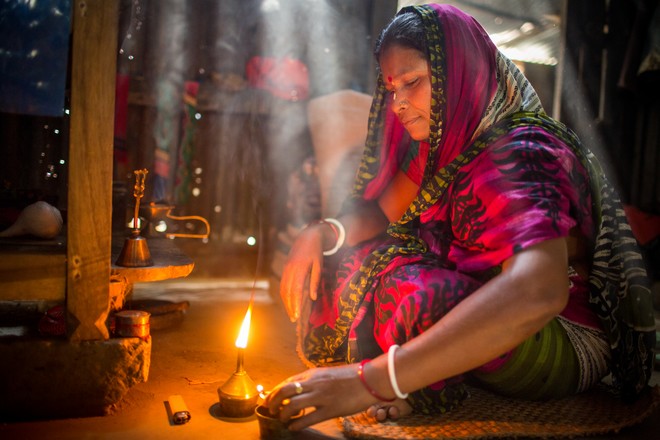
left=265, top=376, right=306, bottom=411
left=280, top=258, right=307, bottom=321
left=278, top=290, right=290, bottom=320
left=309, top=258, right=321, bottom=301
left=287, top=405, right=328, bottom=431
left=279, top=270, right=296, bottom=321
left=292, top=269, right=309, bottom=321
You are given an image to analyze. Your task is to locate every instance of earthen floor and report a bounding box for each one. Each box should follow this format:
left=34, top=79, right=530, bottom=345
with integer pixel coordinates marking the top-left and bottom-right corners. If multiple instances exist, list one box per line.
left=1, top=278, right=658, bottom=440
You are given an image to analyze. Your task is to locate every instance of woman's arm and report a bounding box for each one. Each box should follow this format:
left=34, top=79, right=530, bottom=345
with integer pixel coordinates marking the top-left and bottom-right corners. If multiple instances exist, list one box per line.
left=340, top=169, right=420, bottom=246
left=362, top=236, right=570, bottom=401
left=279, top=170, right=418, bottom=321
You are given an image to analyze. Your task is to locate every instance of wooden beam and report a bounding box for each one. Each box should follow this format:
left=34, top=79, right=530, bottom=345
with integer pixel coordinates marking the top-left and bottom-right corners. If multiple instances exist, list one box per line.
left=67, top=0, right=119, bottom=340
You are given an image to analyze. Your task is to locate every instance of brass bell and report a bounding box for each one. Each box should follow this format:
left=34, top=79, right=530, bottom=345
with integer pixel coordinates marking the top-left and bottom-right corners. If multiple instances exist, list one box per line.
left=115, top=169, right=154, bottom=267
left=115, top=230, right=153, bottom=267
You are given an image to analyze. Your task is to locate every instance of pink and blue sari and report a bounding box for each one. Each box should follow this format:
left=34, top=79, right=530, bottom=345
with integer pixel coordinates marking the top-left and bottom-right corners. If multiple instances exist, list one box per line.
left=296, top=4, right=655, bottom=414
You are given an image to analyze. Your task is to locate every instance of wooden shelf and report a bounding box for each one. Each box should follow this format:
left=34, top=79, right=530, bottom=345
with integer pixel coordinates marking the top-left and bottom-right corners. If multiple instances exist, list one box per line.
left=0, top=238, right=66, bottom=302
left=111, top=237, right=194, bottom=284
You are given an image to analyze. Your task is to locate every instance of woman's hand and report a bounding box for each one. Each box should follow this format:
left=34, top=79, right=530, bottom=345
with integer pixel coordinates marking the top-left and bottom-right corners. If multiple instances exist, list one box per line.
left=264, top=365, right=376, bottom=431
left=279, top=224, right=326, bottom=322
left=278, top=201, right=391, bottom=322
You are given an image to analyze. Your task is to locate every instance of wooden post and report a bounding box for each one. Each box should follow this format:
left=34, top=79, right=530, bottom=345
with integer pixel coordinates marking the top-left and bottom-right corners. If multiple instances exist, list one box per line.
left=67, top=0, right=119, bottom=341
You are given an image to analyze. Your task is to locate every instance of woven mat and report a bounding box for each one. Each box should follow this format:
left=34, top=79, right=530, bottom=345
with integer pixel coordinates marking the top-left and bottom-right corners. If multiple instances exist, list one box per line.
left=341, top=385, right=660, bottom=439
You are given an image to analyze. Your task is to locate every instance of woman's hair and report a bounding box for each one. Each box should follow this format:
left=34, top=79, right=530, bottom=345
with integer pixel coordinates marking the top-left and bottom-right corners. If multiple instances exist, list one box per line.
left=374, top=10, right=427, bottom=61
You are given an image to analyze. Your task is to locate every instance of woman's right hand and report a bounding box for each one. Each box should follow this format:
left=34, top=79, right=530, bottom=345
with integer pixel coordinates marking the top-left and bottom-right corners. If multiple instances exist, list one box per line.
left=279, top=224, right=326, bottom=322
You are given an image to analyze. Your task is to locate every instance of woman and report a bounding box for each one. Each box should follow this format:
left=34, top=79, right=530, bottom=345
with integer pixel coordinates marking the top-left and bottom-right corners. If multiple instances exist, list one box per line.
left=265, top=4, right=655, bottom=431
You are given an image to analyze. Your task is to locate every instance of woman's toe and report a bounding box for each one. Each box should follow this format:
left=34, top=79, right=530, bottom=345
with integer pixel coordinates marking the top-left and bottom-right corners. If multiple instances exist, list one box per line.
left=375, top=407, right=388, bottom=421
left=366, top=405, right=387, bottom=421
left=387, top=405, right=401, bottom=420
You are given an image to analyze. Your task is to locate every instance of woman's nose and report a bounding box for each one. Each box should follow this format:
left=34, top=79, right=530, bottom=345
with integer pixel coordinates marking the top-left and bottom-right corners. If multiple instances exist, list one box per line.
left=392, top=93, right=408, bottom=113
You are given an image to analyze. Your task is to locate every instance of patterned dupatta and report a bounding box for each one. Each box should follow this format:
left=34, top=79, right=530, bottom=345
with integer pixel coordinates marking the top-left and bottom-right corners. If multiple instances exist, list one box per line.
left=301, top=4, right=655, bottom=401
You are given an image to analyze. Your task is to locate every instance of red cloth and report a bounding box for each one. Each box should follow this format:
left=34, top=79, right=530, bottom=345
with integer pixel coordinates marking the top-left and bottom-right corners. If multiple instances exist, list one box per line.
left=624, top=205, right=660, bottom=245
left=113, top=74, right=130, bottom=165
left=114, top=74, right=130, bottom=139
left=246, top=56, right=309, bottom=101
left=38, top=305, right=66, bottom=336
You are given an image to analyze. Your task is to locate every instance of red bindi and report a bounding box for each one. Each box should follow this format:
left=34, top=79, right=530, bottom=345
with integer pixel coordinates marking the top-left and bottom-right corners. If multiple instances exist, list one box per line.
left=387, top=75, right=392, bottom=83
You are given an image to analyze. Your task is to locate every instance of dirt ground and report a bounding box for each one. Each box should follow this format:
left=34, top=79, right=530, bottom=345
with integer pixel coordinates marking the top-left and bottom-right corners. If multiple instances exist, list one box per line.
left=1, top=278, right=658, bottom=440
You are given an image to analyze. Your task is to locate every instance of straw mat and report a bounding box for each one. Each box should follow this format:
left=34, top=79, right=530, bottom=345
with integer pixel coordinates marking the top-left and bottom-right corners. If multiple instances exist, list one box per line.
left=341, top=384, right=660, bottom=439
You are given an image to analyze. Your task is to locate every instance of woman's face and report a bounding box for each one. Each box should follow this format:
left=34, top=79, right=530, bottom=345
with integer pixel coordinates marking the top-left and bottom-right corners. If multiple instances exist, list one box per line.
left=380, top=45, right=432, bottom=141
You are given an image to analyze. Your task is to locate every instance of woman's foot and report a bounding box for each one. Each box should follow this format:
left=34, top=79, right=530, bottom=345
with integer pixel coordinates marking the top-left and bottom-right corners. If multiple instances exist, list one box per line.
left=366, top=398, right=412, bottom=421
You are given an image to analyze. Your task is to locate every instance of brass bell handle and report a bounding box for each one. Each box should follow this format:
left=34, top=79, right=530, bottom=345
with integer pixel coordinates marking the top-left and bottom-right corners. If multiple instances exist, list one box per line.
left=165, top=213, right=211, bottom=239
left=131, top=169, right=148, bottom=232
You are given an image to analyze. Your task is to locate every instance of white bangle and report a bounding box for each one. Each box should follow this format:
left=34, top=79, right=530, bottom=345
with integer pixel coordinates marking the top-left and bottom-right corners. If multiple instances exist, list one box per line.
left=322, top=218, right=346, bottom=256
left=387, top=344, right=408, bottom=399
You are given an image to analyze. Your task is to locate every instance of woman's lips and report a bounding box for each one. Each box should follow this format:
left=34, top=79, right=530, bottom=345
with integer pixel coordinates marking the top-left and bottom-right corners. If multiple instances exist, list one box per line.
left=402, top=117, right=419, bottom=127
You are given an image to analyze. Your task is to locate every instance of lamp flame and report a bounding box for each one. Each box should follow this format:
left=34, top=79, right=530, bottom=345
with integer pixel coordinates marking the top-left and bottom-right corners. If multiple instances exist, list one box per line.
left=235, top=305, right=252, bottom=349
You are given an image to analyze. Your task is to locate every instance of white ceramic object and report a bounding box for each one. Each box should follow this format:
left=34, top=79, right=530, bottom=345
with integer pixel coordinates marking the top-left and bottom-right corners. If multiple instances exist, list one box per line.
left=0, top=201, right=63, bottom=239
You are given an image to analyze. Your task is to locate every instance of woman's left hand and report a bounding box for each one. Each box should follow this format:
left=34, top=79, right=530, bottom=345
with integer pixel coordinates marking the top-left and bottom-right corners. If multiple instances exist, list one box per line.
left=264, top=364, right=376, bottom=431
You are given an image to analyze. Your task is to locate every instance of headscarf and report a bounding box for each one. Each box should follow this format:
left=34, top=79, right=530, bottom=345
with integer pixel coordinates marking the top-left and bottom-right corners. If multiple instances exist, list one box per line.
left=351, top=4, right=542, bottom=203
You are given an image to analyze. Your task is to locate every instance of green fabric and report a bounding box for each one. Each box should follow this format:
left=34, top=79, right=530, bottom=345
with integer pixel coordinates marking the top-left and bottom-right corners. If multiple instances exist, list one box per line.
left=471, top=318, right=580, bottom=400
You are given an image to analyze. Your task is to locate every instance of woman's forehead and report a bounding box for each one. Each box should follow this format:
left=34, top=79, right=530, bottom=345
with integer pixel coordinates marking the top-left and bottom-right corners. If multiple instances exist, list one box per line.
left=380, top=46, right=428, bottom=82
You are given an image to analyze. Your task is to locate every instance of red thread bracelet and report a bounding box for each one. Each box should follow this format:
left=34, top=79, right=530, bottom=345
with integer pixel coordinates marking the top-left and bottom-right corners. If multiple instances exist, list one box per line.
left=357, top=359, right=395, bottom=402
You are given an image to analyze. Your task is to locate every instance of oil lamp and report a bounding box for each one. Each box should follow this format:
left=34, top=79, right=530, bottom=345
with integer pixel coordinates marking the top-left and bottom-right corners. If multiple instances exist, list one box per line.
left=217, top=304, right=259, bottom=417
